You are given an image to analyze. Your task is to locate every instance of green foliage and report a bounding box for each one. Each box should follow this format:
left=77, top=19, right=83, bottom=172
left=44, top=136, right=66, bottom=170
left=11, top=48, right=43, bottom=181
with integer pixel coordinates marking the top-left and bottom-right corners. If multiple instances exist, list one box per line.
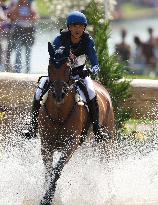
left=36, top=0, right=50, bottom=17
left=86, top=0, right=132, bottom=129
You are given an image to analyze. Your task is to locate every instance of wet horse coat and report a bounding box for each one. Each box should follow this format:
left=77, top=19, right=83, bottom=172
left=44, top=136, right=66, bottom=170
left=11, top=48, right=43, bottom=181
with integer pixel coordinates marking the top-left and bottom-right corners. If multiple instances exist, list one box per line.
left=39, top=43, right=115, bottom=205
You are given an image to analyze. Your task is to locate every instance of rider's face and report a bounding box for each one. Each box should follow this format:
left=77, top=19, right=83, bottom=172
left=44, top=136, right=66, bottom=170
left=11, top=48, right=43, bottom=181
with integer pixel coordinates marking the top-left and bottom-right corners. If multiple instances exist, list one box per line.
left=69, top=24, right=85, bottom=41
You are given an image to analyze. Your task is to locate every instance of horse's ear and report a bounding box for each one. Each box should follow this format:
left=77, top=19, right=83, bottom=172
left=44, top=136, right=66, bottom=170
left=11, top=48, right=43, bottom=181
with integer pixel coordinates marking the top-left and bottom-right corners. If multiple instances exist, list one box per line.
left=48, top=42, right=55, bottom=57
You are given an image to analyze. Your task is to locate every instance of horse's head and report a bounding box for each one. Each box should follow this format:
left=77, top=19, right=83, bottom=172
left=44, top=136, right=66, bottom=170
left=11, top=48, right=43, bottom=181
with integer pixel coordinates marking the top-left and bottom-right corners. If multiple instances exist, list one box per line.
left=48, top=42, right=72, bottom=104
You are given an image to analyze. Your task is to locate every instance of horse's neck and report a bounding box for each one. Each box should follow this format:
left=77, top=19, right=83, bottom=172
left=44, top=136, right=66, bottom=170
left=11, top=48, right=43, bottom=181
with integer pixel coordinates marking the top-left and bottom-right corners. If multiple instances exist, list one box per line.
left=46, top=90, right=76, bottom=120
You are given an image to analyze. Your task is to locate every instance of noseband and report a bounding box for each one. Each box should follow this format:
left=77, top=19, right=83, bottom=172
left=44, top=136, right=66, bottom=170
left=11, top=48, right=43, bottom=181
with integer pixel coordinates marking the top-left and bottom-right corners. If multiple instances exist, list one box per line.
left=49, top=80, right=72, bottom=97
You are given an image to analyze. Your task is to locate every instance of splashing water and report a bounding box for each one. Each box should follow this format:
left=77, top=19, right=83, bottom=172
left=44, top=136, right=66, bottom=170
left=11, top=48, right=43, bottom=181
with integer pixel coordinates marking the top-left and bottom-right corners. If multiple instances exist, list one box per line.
left=0, top=136, right=44, bottom=205
left=1, top=114, right=158, bottom=205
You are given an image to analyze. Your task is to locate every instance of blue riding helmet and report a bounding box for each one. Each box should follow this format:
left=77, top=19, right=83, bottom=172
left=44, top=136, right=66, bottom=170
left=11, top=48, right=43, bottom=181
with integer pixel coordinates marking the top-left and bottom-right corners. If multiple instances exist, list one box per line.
left=67, top=11, right=87, bottom=26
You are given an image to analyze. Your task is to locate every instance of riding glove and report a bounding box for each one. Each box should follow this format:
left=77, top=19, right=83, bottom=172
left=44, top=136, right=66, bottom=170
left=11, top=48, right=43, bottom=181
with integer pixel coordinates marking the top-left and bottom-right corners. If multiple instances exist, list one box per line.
left=91, top=65, right=100, bottom=75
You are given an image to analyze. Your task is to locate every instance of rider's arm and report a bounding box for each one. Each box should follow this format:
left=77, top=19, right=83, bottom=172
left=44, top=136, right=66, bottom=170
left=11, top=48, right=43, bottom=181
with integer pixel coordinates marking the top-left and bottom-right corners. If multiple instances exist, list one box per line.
left=86, top=37, right=100, bottom=75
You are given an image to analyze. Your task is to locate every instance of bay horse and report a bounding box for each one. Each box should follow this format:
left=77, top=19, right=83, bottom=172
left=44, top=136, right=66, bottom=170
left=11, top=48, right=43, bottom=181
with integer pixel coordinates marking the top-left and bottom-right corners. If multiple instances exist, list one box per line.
left=39, top=43, right=115, bottom=205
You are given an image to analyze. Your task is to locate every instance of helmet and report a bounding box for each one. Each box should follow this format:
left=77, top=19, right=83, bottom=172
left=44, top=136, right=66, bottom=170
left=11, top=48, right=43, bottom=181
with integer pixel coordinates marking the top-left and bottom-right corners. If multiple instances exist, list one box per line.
left=67, top=11, right=87, bottom=26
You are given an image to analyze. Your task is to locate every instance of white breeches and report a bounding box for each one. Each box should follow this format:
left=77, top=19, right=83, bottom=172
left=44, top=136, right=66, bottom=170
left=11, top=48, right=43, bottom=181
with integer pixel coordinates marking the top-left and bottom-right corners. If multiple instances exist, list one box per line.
left=82, top=76, right=96, bottom=100
left=34, top=76, right=96, bottom=101
left=35, top=76, right=49, bottom=100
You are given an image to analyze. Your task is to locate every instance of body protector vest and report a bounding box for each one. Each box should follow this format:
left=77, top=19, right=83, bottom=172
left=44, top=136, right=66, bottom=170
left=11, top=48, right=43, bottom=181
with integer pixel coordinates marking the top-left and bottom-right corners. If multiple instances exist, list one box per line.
left=60, top=29, right=90, bottom=75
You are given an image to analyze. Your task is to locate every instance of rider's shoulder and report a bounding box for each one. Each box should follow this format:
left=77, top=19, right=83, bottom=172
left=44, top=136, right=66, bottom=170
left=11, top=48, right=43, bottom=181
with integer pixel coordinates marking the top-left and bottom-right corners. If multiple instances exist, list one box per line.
left=53, top=35, right=62, bottom=49
left=53, top=29, right=68, bottom=40
left=60, top=29, right=71, bottom=37
left=53, top=35, right=61, bottom=43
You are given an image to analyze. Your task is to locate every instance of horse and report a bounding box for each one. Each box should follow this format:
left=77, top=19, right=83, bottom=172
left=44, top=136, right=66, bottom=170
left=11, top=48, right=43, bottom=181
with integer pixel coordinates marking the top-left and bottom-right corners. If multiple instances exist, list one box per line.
left=38, top=43, right=115, bottom=205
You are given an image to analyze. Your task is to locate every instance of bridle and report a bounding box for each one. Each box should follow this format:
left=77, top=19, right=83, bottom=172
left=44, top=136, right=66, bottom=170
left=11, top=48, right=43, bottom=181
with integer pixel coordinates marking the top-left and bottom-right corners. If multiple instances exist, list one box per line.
left=44, top=56, right=77, bottom=130
left=49, top=80, right=72, bottom=99
left=48, top=56, right=75, bottom=102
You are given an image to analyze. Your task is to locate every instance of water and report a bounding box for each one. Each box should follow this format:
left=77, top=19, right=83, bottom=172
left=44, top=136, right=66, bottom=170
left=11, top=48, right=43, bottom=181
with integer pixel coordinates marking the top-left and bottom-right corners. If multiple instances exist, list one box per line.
left=0, top=139, right=44, bottom=205
left=1, top=113, right=158, bottom=205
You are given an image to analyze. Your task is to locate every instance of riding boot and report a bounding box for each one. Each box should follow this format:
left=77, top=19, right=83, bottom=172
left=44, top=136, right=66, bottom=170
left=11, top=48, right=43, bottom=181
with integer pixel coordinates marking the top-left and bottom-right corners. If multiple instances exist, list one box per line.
left=88, top=96, right=110, bottom=143
left=23, top=97, right=41, bottom=139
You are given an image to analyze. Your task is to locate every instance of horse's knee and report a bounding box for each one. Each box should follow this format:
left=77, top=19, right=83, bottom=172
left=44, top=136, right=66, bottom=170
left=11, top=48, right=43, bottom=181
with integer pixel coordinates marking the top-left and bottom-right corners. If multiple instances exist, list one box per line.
left=41, top=148, right=53, bottom=167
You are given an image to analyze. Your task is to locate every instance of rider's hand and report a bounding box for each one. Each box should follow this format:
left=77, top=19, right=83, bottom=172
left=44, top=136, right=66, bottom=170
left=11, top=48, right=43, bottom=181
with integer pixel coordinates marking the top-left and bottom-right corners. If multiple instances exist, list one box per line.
left=91, top=65, right=100, bottom=75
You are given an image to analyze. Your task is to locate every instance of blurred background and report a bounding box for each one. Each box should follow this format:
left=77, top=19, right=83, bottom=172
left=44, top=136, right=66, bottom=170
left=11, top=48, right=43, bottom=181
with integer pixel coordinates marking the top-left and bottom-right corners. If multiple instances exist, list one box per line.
left=1, top=0, right=158, bottom=77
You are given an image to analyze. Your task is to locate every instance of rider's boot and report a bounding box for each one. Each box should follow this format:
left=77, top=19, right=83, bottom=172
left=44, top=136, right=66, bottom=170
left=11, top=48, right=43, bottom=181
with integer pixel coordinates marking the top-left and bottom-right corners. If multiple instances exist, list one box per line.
left=23, top=97, right=41, bottom=139
left=88, top=96, right=111, bottom=143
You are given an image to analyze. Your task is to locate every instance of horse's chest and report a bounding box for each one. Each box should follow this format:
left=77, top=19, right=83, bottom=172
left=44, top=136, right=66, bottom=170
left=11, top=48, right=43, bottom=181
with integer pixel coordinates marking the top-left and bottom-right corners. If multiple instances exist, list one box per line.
left=39, top=105, right=87, bottom=137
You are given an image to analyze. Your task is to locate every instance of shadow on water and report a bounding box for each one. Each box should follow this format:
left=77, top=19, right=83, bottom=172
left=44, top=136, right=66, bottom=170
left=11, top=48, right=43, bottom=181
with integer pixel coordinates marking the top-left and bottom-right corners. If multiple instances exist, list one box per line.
left=1, top=109, right=158, bottom=205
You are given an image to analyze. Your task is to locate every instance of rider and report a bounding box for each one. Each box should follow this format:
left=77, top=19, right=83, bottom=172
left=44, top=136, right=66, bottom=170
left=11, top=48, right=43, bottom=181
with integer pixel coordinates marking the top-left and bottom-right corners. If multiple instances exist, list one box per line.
left=24, top=11, right=107, bottom=141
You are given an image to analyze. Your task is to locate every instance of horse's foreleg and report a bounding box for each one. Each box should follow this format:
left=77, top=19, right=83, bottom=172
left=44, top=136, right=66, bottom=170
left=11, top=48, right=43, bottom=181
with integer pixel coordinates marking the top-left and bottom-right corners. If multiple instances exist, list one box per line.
left=41, top=146, right=54, bottom=185
left=40, top=151, right=68, bottom=205
left=40, top=139, right=79, bottom=205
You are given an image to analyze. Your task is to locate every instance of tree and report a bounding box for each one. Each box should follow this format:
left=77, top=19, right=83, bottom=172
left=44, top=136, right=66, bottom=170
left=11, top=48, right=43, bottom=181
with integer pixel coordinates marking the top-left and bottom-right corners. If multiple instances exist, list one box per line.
left=86, top=0, right=132, bottom=130
left=43, top=0, right=116, bottom=20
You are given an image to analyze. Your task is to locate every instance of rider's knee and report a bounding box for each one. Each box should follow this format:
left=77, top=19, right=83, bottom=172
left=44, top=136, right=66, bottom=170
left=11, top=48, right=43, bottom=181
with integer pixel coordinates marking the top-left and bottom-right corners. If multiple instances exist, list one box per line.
left=35, top=77, right=49, bottom=101
left=34, top=91, right=41, bottom=101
